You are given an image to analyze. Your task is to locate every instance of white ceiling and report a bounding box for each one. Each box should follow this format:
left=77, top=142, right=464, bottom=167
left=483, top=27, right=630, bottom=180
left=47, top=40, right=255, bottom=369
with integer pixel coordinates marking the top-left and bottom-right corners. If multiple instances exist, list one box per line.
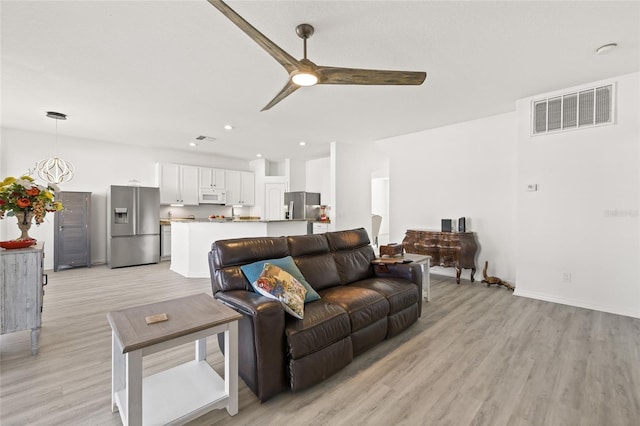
left=2, top=1, right=639, bottom=162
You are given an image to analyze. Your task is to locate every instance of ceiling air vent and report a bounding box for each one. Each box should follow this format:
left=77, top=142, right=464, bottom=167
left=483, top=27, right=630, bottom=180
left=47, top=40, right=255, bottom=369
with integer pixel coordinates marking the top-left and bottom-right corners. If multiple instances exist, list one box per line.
left=532, top=83, right=614, bottom=135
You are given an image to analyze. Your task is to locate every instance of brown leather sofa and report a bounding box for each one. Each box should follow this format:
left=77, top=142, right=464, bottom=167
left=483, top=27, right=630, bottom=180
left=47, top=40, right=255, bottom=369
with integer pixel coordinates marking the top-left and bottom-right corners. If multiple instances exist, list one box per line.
left=208, top=227, right=422, bottom=402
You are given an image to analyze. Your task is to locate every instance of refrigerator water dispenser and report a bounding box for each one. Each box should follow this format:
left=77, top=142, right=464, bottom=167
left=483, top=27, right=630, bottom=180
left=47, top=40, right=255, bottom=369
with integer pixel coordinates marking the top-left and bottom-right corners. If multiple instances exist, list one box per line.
left=114, top=208, right=129, bottom=224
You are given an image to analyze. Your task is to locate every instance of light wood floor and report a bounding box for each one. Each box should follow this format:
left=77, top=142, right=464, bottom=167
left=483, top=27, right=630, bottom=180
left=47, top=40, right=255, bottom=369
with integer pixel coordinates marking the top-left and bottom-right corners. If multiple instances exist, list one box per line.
left=1, top=262, right=639, bottom=425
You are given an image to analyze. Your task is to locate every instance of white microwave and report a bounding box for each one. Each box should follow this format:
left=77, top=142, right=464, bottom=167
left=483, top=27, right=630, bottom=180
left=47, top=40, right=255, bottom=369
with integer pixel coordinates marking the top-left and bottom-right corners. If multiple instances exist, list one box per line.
left=199, top=188, right=227, bottom=204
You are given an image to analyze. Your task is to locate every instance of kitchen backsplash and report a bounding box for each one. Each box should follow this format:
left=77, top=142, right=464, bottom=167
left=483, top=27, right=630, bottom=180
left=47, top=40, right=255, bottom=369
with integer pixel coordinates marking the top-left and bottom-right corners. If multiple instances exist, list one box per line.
left=159, top=204, right=251, bottom=219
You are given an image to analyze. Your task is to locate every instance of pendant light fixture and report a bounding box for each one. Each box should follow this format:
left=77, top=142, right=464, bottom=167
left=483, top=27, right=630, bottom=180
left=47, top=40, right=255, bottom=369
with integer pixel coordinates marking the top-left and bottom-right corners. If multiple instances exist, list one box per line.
left=36, top=111, right=74, bottom=184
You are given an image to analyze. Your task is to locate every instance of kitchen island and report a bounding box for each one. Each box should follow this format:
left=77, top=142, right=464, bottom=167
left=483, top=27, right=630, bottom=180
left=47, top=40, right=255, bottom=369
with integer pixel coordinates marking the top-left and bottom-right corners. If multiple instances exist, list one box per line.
left=170, top=219, right=310, bottom=278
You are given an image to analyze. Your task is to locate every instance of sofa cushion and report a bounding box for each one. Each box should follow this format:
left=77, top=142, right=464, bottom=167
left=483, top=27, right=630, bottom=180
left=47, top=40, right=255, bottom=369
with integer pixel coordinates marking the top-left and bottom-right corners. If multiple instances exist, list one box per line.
left=324, top=228, right=376, bottom=285
left=287, top=233, right=330, bottom=257
left=351, top=317, right=388, bottom=355
left=252, top=264, right=307, bottom=319
left=241, top=256, right=321, bottom=303
left=285, top=302, right=351, bottom=360
left=288, top=336, right=353, bottom=392
left=319, top=286, right=389, bottom=332
left=213, top=236, right=289, bottom=266
left=294, top=253, right=342, bottom=291
left=210, top=236, right=289, bottom=292
left=324, top=228, right=371, bottom=251
left=351, top=277, right=419, bottom=315
left=332, top=245, right=376, bottom=285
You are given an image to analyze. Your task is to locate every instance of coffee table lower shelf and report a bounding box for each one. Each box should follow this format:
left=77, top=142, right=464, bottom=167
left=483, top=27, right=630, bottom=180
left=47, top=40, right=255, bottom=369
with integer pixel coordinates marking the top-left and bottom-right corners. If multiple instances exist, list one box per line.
left=113, top=360, right=228, bottom=426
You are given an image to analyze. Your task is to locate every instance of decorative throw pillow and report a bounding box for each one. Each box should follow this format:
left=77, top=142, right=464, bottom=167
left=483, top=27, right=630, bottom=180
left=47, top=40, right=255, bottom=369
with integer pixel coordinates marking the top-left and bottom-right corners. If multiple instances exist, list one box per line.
left=252, top=263, right=307, bottom=319
left=241, top=256, right=321, bottom=303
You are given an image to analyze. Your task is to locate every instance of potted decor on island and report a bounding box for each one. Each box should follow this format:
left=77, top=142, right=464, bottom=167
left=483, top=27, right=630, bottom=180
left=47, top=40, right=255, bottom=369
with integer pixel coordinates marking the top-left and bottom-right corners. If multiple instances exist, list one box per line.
left=0, top=175, right=63, bottom=248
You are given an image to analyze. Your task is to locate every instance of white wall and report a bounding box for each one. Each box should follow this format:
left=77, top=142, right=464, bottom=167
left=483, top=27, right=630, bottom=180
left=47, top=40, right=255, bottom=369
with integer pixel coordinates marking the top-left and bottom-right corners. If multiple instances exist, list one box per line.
left=371, top=177, right=390, bottom=239
left=330, top=142, right=387, bottom=238
left=306, top=157, right=331, bottom=207
left=0, top=127, right=248, bottom=269
left=515, top=72, right=639, bottom=318
left=380, top=112, right=518, bottom=282
left=289, top=159, right=306, bottom=192
left=379, top=72, right=639, bottom=319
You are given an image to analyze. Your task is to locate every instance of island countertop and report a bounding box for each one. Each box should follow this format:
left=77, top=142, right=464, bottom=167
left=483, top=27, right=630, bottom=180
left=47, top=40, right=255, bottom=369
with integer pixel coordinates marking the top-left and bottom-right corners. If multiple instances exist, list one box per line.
left=160, top=218, right=328, bottom=225
left=169, top=219, right=312, bottom=278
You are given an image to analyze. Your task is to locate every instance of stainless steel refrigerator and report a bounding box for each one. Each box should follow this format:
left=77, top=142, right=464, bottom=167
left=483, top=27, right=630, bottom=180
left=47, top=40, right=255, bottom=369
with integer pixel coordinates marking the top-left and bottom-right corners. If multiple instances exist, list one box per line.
left=284, top=191, right=321, bottom=220
left=107, top=185, right=160, bottom=268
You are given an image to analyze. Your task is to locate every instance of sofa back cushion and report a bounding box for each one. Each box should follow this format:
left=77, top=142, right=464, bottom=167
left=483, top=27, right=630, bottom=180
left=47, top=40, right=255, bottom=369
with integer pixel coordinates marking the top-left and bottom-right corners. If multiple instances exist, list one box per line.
left=240, top=256, right=321, bottom=303
left=210, top=236, right=289, bottom=293
left=325, top=228, right=375, bottom=285
left=287, top=234, right=341, bottom=291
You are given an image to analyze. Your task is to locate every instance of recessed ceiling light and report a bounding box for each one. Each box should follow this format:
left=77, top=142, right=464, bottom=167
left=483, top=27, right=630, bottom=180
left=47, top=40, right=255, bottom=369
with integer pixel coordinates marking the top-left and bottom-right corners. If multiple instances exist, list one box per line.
left=256, top=153, right=262, bottom=158
left=189, top=142, right=198, bottom=147
left=224, top=124, right=233, bottom=130
left=299, top=141, right=306, bottom=146
left=595, top=43, right=618, bottom=55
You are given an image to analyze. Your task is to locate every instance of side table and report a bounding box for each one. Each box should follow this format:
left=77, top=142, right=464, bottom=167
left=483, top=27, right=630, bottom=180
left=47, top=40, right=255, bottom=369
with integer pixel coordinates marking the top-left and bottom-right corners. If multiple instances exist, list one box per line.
left=372, top=253, right=431, bottom=301
left=107, top=293, right=242, bottom=426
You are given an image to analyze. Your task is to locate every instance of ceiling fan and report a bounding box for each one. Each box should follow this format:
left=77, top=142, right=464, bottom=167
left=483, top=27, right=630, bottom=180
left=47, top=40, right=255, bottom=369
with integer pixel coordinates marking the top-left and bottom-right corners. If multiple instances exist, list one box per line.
left=207, top=0, right=427, bottom=111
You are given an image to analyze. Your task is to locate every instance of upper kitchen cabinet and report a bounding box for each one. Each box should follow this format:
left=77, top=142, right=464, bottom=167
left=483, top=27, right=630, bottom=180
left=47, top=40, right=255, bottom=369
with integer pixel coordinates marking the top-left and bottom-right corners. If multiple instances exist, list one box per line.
left=156, top=163, right=199, bottom=205
left=199, top=167, right=226, bottom=189
left=225, top=170, right=255, bottom=206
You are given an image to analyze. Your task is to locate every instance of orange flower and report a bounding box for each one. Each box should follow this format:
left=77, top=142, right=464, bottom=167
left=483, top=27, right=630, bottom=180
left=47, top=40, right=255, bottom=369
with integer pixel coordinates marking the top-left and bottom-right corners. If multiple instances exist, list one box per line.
left=16, top=198, right=31, bottom=208
left=25, top=187, right=40, bottom=196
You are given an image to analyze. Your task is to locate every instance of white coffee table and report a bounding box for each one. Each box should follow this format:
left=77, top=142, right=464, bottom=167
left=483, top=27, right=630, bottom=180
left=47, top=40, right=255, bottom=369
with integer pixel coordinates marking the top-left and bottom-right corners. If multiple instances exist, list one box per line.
left=107, top=293, right=242, bottom=426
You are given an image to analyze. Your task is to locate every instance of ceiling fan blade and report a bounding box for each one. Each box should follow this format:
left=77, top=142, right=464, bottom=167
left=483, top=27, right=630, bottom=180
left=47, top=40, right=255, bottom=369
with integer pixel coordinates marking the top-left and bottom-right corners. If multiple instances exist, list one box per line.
left=207, top=0, right=299, bottom=73
left=317, top=66, right=426, bottom=85
left=261, top=81, right=301, bottom=111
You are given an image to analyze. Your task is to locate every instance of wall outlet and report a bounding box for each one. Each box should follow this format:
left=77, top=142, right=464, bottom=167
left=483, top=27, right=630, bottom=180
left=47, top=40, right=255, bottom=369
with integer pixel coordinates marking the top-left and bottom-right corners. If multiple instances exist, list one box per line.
left=526, top=183, right=538, bottom=192
left=561, top=272, right=572, bottom=283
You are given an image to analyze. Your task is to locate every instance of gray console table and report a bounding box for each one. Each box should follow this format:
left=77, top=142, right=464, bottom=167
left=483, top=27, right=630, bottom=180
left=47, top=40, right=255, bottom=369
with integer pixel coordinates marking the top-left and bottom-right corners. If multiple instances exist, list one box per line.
left=0, top=242, right=46, bottom=355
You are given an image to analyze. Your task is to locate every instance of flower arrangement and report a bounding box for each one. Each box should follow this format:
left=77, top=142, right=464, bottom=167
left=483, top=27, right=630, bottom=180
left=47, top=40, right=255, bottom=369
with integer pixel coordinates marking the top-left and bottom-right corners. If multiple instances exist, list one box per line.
left=0, top=175, right=64, bottom=224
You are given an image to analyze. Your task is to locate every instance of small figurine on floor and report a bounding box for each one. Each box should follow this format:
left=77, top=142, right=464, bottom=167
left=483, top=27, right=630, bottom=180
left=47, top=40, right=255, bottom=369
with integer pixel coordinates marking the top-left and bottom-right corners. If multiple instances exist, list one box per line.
left=481, top=261, right=514, bottom=291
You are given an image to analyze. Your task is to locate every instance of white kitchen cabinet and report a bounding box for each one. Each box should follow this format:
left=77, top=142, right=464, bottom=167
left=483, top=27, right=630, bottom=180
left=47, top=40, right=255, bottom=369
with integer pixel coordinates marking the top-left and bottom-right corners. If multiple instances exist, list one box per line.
left=241, top=172, right=255, bottom=205
left=199, top=167, right=226, bottom=189
left=313, top=222, right=329, bottom=234
left=225, top=171, right=254, bottom=206
left=156, top=163, right=199, bottom=205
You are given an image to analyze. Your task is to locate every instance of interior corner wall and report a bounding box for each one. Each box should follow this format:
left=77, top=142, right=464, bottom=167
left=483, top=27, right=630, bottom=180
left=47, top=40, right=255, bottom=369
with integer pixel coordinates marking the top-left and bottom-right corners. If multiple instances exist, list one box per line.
left=515, top=72, right=640, bottom=318
left=379, top=112, right=518, bottom=282
left=330, top=142, right=386, bottom=237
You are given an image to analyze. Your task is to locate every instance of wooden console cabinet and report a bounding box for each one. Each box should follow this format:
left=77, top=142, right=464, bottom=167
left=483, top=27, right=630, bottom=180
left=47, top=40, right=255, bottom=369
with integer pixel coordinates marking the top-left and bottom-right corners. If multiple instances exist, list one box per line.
left=403, top=229, right=478, bottom=284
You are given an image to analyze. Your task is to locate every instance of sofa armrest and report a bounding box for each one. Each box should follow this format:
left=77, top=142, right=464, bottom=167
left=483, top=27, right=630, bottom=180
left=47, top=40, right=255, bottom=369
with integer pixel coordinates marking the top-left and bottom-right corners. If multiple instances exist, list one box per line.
left=216, top=289, right=283, bottom=316
left=214, top=290, right=289, bottom=401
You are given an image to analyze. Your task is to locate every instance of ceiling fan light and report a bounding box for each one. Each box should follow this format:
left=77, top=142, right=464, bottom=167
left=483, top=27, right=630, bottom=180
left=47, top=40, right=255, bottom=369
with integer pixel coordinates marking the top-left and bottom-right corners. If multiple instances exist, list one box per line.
left=292, top=72, right=318, bottom=87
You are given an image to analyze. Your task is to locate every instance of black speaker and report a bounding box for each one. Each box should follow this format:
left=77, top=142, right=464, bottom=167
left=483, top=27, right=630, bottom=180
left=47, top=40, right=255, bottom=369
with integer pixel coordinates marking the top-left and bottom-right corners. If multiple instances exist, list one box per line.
left=458, top=217, right=466, bottom=232
left=441, top=219, right=452, bottom=232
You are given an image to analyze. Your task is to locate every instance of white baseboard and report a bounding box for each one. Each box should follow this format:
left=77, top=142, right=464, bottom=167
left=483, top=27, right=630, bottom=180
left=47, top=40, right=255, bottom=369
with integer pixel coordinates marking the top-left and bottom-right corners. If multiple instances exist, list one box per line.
left=514, top=289, right=639, bottom=319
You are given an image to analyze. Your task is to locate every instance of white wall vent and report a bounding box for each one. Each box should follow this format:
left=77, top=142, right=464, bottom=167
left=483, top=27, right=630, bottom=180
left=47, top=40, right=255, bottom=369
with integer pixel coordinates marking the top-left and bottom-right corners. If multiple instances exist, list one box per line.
left=532, top=83, right=614, bottom=135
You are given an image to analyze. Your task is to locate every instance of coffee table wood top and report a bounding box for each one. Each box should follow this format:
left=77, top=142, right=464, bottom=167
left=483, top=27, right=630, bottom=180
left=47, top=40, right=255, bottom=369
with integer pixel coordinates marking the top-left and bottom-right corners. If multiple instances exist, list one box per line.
left=107, top=293, right=241, bottom=353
